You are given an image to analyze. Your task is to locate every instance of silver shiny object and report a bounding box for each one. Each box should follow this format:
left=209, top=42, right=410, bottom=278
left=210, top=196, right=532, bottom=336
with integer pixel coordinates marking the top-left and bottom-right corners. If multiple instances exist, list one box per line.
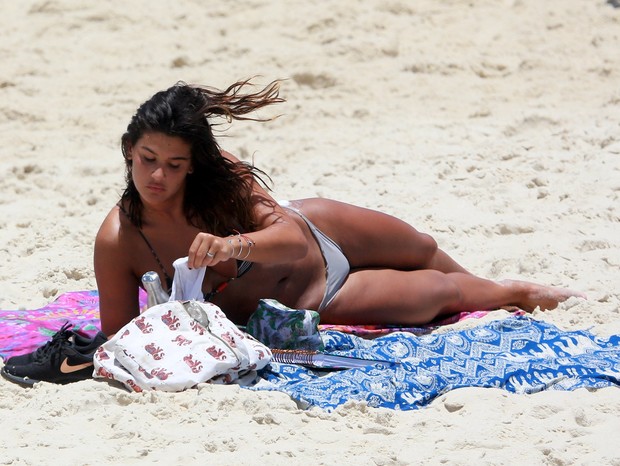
left=141, top=271, right=170, bottom=308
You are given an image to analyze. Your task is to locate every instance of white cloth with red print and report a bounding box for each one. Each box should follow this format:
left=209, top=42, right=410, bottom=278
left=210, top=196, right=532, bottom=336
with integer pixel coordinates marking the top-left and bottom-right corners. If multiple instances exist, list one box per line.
left=93, top=299, right=272, bottom=392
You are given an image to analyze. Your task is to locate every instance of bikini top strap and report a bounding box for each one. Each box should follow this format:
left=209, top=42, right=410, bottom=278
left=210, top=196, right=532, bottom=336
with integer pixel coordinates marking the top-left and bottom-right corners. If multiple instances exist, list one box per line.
left=117, top=204, right=174, bottom=291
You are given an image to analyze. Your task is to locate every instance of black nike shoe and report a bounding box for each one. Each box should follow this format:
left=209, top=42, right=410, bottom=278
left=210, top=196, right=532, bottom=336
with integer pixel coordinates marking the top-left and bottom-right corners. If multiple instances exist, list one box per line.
left=5, top=323, right=105, bottom=367
left=1, top=322, right=107, bottom=386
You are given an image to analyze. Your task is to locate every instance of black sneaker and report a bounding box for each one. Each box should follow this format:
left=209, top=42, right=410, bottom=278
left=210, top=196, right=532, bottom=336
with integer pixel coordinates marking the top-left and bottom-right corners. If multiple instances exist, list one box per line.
left=5, top=323, right=105, bottom=367
left=1, top=322, right=107, bottom=386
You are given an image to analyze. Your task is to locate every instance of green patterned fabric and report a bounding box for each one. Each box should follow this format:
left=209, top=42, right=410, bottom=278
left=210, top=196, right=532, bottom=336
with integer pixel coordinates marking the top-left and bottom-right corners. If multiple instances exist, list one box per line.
left=246, top=299, right=324, bottom=351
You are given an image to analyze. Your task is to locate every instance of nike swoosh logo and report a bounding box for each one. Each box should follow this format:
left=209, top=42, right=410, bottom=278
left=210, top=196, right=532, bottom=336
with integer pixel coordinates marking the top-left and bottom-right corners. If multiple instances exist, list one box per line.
left=60, top=358, right=93, bottom=374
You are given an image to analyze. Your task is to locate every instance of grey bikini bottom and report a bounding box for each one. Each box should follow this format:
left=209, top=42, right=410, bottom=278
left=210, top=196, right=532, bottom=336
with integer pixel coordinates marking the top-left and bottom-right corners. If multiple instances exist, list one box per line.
left=285, top=207, right=350, bottom=311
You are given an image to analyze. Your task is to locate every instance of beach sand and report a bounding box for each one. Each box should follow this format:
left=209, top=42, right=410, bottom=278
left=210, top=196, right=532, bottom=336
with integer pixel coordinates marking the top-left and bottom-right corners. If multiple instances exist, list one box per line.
left=1, top=0, right=619, bottom=464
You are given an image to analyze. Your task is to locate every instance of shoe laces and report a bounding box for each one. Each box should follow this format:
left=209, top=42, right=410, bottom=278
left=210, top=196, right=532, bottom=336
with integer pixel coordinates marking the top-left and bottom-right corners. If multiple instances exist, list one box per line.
left=31, top=322, right=75, bottom=364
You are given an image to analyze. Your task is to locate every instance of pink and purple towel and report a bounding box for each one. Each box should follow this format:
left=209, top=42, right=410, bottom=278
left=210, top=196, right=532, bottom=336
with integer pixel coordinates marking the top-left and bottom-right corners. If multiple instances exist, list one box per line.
left=0, top=290, right=145, bottom=359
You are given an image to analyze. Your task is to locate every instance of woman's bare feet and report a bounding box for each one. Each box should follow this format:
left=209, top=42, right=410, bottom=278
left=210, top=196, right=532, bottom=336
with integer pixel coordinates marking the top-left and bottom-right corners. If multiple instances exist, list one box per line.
left=499, top=279, right=587, bottom=312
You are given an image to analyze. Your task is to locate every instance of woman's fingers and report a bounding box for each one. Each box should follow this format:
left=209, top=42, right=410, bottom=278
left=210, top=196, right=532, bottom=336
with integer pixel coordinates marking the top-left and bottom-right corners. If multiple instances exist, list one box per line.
left=188, top=233, right=233, bottom=268
left=188, top=233, right=213, bottom=268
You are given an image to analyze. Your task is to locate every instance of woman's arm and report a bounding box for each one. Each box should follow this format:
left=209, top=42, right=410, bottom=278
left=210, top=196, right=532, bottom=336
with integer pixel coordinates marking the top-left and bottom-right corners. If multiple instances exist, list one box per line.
left=187, top=151, right=308, bottom=269
left=94, top=208, right=141, bottom=336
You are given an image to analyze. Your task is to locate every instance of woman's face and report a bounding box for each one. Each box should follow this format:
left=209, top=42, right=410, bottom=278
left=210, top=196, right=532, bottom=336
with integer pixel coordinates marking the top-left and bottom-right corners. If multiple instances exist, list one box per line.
left=127, top=132, right=193, bottom=207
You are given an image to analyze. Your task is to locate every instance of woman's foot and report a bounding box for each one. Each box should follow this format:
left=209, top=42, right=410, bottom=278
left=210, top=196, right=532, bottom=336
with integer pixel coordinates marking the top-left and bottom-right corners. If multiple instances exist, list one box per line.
left=499, top=279, right=586, bottom=312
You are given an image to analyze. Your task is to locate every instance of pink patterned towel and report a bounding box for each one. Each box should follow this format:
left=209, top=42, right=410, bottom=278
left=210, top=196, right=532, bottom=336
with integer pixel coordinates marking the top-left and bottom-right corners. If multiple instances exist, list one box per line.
left=0, top=290, right=147, bottom=360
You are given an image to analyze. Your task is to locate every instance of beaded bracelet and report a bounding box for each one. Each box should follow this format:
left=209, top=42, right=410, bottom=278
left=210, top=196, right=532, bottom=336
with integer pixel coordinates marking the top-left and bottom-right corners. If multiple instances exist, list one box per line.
left=229, top=231, right=255, bottom=260
left=238, top=233, right=255, bottom=260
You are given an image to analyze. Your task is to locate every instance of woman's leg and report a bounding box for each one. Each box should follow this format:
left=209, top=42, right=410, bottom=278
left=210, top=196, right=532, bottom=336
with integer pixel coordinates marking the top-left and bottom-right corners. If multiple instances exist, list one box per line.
left=319, top=268, right=584, bottom=326
left=294, top=198, right=470, bottom=273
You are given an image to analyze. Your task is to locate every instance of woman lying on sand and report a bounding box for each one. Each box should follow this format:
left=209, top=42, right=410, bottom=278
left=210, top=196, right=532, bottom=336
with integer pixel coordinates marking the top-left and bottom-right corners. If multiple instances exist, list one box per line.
left=94, top=79, right=584, bottom=336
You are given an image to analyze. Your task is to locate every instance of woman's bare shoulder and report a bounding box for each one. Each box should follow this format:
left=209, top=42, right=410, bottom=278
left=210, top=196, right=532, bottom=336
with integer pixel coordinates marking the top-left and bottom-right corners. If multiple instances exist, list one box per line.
left=96, top=206, right=120, bottom=241
left=95, top=204, right=136, bottom=251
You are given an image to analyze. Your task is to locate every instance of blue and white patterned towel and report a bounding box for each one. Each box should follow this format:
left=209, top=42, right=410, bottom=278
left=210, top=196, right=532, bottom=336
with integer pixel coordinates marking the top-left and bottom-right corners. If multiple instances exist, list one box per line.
left=251, top=316, right=620, bottom=410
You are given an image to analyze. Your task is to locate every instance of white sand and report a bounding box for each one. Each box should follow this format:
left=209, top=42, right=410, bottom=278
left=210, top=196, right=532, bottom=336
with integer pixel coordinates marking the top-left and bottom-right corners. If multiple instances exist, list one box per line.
left=1, top=0, right=619, bottom=463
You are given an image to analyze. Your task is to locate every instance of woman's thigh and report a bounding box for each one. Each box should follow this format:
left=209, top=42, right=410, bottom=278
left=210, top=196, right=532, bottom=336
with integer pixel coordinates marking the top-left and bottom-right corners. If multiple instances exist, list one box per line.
left=319, top=268, right=460, bottom=326
left=293, top=198, right=437, bottom=269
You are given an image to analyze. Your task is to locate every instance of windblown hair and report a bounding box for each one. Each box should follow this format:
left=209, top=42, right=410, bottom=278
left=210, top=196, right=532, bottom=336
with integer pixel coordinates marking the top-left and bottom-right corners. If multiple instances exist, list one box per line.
left=120, top=78, right=284, bottom=235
